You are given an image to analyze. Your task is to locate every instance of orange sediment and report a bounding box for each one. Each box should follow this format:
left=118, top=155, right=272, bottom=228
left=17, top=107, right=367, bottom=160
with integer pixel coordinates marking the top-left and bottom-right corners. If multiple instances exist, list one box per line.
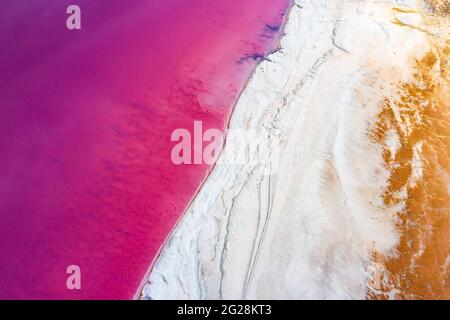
left=367, top=4, right=449, bottom=299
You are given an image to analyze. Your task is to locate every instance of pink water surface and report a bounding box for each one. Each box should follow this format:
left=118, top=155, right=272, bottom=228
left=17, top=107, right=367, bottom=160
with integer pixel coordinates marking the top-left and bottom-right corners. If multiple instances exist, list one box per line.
left=0, top=0, right=290, bottom=299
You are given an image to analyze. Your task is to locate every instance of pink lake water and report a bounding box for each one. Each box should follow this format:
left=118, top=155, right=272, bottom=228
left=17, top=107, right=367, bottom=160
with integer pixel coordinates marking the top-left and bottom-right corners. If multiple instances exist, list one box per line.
left=0, top=0, right=291, bottom=299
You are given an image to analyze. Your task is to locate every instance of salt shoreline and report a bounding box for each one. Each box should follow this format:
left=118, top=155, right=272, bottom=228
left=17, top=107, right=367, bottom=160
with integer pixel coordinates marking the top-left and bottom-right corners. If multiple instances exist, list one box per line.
left=133, top=1, right=294, bottom=299
left=141, top=0, right=432, bottom=299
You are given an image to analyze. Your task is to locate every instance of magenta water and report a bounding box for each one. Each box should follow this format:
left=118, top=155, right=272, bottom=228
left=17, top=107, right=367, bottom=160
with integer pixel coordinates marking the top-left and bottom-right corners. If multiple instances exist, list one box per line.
left=0, top=0, right=290, bottom=299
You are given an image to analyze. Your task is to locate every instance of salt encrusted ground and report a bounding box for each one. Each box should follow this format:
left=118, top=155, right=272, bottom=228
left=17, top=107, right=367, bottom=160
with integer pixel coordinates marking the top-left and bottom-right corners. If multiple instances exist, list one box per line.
left=141, top=0, right=433, bottom=299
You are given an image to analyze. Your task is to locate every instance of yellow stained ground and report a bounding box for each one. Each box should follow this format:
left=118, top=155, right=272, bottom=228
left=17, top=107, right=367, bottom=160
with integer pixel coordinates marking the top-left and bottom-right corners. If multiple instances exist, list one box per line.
left=368, top=3, right=449, bottom=300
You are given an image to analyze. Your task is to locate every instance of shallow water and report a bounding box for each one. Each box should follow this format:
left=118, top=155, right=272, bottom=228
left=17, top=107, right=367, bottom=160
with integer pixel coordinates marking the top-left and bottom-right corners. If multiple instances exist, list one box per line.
left=0, top=0, right=290, bottom=299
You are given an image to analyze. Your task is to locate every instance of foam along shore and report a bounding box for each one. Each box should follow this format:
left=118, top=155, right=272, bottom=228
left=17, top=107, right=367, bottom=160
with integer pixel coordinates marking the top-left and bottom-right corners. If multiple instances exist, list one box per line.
left=141, top=0, right=438, bottom=299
